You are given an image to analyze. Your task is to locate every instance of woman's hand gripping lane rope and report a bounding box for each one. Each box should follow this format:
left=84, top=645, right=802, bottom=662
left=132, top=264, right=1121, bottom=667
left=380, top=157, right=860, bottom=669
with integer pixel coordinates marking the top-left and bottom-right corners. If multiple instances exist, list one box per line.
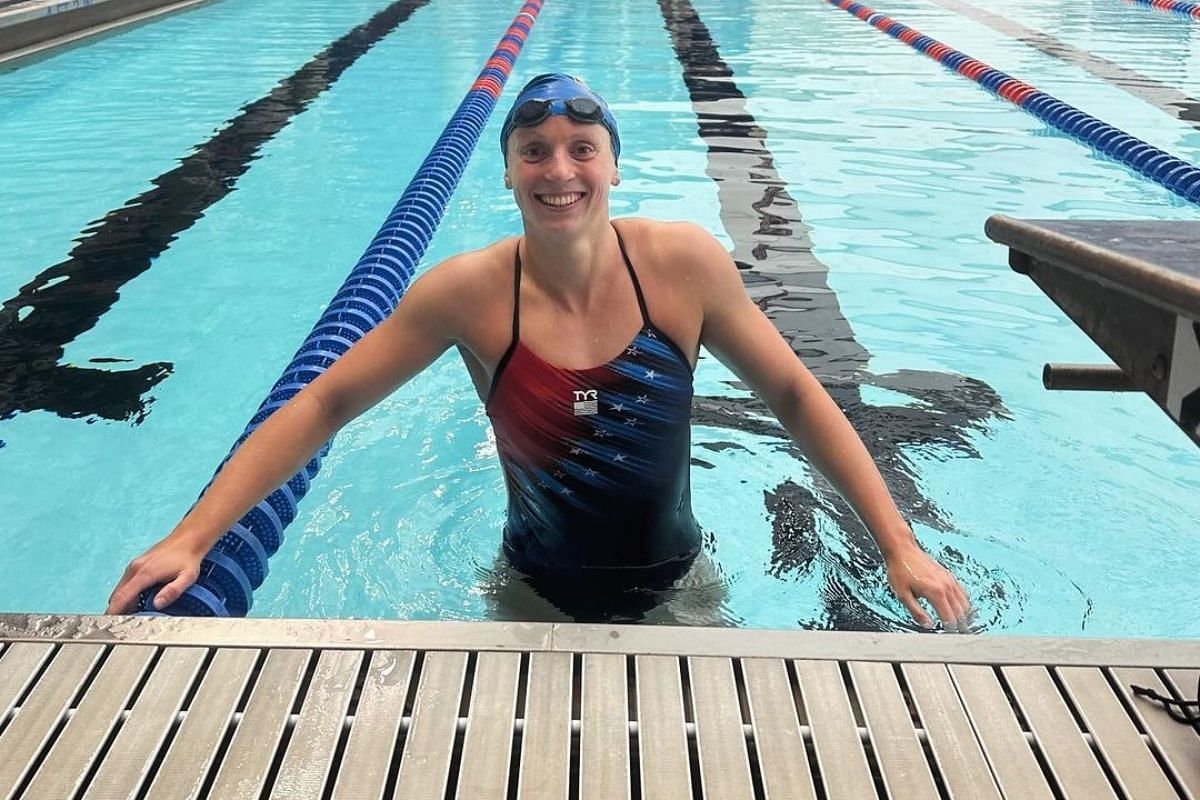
left=107, top=533, right=206, bottom=613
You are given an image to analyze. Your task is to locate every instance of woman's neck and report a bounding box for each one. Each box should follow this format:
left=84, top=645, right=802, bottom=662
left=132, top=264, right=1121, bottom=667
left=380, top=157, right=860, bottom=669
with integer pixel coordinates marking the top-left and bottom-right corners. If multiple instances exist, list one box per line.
left=521, top=220, right=621, bottom=312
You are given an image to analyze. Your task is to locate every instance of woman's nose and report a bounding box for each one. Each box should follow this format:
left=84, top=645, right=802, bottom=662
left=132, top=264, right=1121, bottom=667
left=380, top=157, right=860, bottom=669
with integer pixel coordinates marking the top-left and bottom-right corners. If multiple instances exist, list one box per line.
left=542, top=149, right=573, bottom=181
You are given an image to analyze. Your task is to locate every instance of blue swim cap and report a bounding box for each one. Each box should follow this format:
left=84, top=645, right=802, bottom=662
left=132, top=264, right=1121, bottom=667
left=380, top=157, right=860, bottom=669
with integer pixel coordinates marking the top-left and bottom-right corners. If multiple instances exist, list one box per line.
left=500, top=73, right=621, bottom=163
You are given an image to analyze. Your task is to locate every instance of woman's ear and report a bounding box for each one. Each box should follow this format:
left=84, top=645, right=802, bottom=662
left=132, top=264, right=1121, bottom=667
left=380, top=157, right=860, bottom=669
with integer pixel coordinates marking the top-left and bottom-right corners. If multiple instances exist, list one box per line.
left=611, top=171, right=621, bottom=187
left=504, top=175, right=513, bottom=189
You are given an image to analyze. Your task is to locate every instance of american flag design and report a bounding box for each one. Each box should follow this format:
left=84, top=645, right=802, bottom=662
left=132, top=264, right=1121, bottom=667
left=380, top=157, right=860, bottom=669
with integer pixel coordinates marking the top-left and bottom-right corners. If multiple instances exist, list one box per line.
left=486, top=322, right=701, bottom=574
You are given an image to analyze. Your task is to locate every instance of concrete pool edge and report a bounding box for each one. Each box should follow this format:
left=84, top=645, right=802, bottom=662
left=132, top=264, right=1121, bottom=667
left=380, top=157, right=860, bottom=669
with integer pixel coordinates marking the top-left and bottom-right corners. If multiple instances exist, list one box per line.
left=0, top=0, right=216, bottom=67
left=1, top=613, right=1198, bottom=667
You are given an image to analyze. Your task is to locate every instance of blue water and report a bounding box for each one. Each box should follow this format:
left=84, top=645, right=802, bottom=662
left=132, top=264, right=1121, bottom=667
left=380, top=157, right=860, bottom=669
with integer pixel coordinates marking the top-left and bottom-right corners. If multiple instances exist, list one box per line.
left=1, top=0, right=1198, bottom=635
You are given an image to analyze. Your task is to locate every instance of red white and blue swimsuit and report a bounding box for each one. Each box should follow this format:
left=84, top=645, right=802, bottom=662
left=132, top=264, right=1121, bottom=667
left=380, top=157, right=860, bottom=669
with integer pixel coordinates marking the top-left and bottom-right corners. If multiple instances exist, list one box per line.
left=486, top=230, right=702, bottom=590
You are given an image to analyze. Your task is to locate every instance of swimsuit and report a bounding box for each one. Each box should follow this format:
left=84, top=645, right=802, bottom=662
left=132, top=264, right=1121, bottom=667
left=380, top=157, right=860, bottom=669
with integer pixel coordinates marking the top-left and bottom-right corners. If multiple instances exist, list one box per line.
left=486, top=228, right=702, bottom=596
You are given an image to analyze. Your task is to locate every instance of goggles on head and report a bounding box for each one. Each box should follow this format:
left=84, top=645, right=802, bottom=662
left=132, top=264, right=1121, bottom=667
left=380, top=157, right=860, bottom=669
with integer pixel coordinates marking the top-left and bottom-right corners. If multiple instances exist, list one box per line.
left=509, top=96, right=606, bottom=129
left=500, top=73, right=620, bottom=163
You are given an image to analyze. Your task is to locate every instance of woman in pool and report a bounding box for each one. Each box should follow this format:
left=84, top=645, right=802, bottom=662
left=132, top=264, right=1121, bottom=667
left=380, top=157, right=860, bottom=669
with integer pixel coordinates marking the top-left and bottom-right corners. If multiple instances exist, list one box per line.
left=108, top=74, right=972, bottom=628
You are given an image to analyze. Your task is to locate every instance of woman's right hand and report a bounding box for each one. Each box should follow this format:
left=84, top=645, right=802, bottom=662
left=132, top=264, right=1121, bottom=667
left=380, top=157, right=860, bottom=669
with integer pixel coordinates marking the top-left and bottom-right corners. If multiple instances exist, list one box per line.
left=100, top=259, right=463, bottom=616
left=106, top=533, right=206, bottom=615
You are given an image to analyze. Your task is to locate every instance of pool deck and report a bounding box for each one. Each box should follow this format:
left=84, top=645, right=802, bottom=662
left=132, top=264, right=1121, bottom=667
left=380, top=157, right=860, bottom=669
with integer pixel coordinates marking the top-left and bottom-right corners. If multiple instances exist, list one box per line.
left=1, top=613, right=1197, bottom=798
left=987, top=216, right=1200, bottom=448
left=0, top=0, right=214, bottom=67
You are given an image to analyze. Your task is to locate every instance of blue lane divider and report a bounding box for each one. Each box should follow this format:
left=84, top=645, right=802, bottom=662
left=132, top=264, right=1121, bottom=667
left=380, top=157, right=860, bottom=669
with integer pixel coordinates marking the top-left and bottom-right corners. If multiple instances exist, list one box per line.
left=1124, top=0, right=1200, bottom=20
left=140, top=0, right=545, bottom=616
left=827, top=0, right=1200, bottom=205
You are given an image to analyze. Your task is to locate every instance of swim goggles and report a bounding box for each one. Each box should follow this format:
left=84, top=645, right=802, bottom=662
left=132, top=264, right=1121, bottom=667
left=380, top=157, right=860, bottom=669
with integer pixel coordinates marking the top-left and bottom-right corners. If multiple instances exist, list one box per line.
left=499, top=73, right=621, bottom=162
left=508, top=97, right=606, bottom=130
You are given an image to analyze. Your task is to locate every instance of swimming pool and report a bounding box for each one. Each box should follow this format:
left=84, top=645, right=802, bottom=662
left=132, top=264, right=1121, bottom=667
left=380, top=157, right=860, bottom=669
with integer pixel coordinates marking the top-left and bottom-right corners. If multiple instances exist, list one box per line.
left=1, top=0, right=1198, bottom=635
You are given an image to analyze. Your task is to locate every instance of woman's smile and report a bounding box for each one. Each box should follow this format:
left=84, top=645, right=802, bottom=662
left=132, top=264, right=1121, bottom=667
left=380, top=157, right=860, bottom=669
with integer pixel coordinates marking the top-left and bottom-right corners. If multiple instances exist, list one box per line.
left=535, top=191, right=586, bottom=208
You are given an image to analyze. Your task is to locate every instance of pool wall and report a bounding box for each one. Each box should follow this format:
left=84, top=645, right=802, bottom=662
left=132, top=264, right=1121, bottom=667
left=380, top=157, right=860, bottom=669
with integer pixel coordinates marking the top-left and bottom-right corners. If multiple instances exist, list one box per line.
left=0, top=0, right=213, bottom=64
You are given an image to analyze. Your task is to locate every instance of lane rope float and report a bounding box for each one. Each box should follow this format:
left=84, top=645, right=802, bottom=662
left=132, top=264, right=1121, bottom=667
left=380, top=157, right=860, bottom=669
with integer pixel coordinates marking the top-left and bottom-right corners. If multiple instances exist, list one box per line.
left=1123, top=0, right=1200, bottom=20
left=140, top=0, right=545, bottom=616
left=826, top=0, right=1200, bottom=205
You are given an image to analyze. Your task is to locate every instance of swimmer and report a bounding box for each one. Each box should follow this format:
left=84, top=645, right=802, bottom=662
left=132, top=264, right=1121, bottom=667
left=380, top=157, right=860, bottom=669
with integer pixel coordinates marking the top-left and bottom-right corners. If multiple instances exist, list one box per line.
left=107, top=74, right=972, bottom=629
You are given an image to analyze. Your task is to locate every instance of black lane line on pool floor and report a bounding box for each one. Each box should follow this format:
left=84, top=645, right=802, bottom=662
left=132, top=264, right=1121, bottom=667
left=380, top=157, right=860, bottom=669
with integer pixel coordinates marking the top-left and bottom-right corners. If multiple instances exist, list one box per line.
left=658, top=0, right=1041, bottom=632
left=928, top=0, right=1200, bottom=128
left=0, top=0, right=431, bottom=426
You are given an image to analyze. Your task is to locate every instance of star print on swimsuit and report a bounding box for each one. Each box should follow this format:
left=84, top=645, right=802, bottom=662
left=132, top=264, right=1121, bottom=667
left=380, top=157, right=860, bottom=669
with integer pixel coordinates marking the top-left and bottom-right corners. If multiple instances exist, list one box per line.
left=485, top=232, right=701, bottom=573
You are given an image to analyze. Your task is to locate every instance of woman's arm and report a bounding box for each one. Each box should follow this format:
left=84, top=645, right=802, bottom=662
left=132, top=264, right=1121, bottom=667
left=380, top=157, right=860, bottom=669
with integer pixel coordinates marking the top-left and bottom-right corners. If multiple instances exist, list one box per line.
left=106, top=261, right=464, bottom=613
left=680, top=224, right=972, bottom=629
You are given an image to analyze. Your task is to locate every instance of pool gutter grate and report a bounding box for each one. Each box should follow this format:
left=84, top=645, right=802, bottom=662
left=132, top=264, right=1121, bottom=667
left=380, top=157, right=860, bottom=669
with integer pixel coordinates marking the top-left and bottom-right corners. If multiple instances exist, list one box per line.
left=1, top=616, right=1198, bottom=799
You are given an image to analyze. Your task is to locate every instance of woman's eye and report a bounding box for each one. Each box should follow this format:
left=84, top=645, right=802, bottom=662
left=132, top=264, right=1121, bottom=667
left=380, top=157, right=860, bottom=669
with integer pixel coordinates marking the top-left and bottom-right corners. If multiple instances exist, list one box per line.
left=574, top=144, right=596, bottom=157
left=521, top=146, right=545, bottom=160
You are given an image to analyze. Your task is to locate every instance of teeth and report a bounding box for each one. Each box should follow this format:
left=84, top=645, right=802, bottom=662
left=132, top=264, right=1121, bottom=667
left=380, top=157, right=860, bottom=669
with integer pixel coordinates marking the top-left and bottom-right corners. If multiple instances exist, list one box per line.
left=539, top=192, right=582, bottom=207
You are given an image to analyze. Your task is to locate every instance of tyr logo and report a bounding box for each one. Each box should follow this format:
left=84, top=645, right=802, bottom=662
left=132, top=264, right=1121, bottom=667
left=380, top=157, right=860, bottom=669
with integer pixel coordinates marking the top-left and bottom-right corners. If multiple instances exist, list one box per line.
left=573, top=389, right=599, bottom=416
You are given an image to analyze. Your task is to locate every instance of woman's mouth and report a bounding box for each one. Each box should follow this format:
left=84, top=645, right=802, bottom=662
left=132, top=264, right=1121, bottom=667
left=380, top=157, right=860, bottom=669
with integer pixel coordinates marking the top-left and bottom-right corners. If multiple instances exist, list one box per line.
left=535, top=192, right=584, bottom=209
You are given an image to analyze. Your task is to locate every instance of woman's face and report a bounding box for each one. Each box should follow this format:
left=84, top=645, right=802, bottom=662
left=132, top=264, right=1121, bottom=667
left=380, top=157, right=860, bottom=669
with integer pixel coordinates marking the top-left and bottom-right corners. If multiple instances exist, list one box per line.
left=504, top=115, right=619, bottom=235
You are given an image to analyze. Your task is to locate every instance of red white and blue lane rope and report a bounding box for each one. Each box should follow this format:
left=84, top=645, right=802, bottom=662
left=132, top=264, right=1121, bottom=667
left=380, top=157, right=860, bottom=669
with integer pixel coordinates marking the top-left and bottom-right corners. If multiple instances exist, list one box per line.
left=1123, top=0, right=1200, bottom=20
left=141, top=1, right=545, bottom=617
left=826, top=0, right=1200, bottom=205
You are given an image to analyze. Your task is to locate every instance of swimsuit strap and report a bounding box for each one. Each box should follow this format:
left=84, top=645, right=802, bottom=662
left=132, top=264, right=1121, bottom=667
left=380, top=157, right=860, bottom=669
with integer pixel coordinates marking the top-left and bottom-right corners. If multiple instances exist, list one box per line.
left=613, top=225, right=652, bottom=327
left=484, top=245, right=522, bottom=406
left=511, top=241, right=523, bottom=341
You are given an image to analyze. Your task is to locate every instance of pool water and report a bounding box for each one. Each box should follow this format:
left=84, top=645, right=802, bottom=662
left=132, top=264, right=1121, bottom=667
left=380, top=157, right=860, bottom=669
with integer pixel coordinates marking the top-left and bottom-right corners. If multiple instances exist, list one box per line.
left=1, top=0, right=1198, bottom=635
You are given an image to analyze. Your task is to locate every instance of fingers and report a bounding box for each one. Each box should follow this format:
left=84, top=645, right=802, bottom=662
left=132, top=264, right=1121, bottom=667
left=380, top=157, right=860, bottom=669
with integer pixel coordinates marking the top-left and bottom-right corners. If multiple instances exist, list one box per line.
left=889, top=552, right=971, bottom=632
left=107, top=572, right=160, bottom=615
left=948, top=576, right=974, bottom=631
left=921, top=578, right=974, bottom=633
left=106, top=553, right=198, bottom=615
left=106, top=563, right=138, bottom=610
left=106, top=577, right=144, bottom=616
left=107, top=559, right=146, bottom=615
left=928, top=587, right=961, bottom=631
left=899, top=591, right=933, bottom=630
left=152, top=571, right=197, bottom=611
left=954, top=582, right=974, bottom=629
left=895, top=563, right=973, bottom=633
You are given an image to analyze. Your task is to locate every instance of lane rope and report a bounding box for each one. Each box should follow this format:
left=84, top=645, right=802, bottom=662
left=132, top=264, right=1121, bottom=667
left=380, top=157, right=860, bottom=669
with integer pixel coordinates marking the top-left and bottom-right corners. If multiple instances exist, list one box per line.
left=141, top=0, right=545, bottom=616
left=1123, top=0, right=1200, bottom=20
left=826, top=0, right=1200, bottom=205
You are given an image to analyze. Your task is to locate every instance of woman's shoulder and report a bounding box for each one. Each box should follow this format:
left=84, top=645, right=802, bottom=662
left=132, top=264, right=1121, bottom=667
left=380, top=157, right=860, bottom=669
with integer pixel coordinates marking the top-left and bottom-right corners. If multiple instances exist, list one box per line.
left=397, top=238, right=517, bottom=339
left=417, top=237, right=517, bottom=294
left=614, top=218, right=728, bottom=276
left=614, top=216, right=707, bottom=239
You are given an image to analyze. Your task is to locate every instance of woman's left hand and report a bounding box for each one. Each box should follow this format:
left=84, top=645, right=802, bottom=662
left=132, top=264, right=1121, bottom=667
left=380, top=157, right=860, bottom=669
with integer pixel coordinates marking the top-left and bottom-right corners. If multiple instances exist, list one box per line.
left=885, top=543, right=973, bottom=631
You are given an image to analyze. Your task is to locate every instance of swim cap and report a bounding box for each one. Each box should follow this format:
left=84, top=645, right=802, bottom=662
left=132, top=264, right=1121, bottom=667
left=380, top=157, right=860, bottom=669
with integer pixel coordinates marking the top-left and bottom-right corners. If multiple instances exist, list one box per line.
left=500, top=73, right=621, bottom=163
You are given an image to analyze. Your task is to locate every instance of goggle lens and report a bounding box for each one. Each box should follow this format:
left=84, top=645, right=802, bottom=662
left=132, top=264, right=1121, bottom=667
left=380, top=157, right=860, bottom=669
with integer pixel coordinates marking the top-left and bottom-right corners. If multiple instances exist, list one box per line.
left=565, top=97, right=603, bottom=121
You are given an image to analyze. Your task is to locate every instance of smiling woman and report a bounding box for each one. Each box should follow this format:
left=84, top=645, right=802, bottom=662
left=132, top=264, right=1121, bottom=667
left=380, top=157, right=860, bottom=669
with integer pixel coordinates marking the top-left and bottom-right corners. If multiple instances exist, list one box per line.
left=500, top=74, right=622, bottom=235
left=107, top=71, right=973, bottom=628
left=7, top=0, right=1200, bottom=633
